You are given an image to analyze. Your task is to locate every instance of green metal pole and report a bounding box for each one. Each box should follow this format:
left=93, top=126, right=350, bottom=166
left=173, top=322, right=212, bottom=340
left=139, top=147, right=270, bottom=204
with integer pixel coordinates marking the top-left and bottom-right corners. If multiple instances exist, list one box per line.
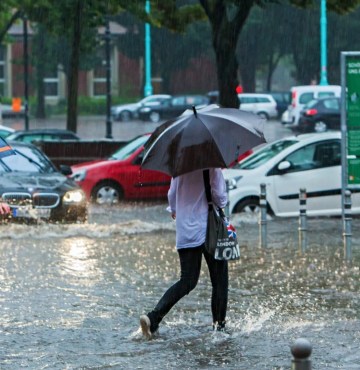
left=144, top=0, right=153, bottom=96
left=319, top=0, right=328, bottom=85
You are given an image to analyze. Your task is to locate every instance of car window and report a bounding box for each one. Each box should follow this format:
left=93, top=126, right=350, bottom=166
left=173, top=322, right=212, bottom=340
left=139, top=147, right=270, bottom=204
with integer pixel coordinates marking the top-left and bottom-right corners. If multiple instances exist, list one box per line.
left=240, top=97, right=254, bottom=104
left=299, top=92, right=314, bottom=104
left=318, top=92, right=335, bottom=98
left=257, top=97, right=270, bottom=103
left=21, top=134, right=43, bottom=143
left=233, top=140, right=298, bottom=170
left=172, top=97, right=186, bottom=106
left=323, top=98, right=340, bottom=110
left=0, top=145, right=55, bottom=173
left=110, top=135, right=148, bottom=160
left=0, top=129, right=11, bottom=138
left=282, top=140, right=341, bottom=173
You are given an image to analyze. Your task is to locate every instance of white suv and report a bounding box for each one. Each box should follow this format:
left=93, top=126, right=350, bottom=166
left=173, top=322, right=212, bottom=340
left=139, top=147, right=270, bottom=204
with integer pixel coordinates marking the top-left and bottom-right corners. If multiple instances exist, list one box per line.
left=238, top=93, right=278, bottom=120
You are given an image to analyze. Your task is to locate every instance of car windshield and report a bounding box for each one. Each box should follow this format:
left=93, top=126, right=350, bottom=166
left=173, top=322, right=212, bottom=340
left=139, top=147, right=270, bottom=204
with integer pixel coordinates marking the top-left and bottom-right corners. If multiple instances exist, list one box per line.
left=0, top=146, right=55, bottom=173
left=233, top=140, right=298, bottom=170
left=110, top=135, right=148, bottom=160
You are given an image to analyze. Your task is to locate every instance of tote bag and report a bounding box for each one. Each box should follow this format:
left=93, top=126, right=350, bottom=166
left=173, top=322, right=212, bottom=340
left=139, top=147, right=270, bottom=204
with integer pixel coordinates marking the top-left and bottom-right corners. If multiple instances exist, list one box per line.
left=203, top=170, right=240, bottom=261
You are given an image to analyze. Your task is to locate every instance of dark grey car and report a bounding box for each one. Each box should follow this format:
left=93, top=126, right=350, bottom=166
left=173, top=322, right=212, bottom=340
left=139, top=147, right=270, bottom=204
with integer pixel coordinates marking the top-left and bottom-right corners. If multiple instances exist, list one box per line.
left=0, top=142, right=87, bottom=223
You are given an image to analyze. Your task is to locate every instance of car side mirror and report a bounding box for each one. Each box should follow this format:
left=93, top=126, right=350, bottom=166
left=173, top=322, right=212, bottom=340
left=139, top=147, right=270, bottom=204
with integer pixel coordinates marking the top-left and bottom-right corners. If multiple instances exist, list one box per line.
left=277, top=161, right=291, bottom=172
left=60, top=164, right=72, bottom=176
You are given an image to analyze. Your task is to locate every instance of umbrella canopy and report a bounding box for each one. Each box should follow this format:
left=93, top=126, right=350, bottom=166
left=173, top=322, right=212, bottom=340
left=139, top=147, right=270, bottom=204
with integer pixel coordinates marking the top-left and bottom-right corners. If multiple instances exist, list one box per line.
left=141, top=105, right=266, bottom=178
left=0, top=137, right=16, bottom=159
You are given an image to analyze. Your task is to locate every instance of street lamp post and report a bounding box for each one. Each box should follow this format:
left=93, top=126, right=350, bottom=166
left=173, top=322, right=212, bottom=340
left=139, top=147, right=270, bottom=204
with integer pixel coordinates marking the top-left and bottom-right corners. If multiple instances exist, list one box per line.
left=144, top=0, right=153, bottom=97
left=319, top=0, right=329, bottom=85
left=23, top=15, right=29, bottom=130
left=105, top=17, right=113, bottom=139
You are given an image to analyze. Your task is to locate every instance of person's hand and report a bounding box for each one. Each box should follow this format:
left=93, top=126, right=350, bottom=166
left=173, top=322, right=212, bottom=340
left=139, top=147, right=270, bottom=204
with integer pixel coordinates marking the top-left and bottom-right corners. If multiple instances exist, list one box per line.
left=0, top=202, right=10, bottom=215
left=171, top=212, right=176, bottom=220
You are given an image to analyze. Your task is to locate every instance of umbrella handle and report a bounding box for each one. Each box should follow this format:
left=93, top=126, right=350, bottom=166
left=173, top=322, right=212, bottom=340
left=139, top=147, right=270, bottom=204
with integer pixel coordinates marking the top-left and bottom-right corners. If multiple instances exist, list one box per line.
left=192, top=105, right=197, bottom=118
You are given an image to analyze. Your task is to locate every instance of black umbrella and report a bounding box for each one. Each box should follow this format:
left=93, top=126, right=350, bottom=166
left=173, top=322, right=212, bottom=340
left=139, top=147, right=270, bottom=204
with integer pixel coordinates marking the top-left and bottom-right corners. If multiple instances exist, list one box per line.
left=141, top=105, right=266, bottom=177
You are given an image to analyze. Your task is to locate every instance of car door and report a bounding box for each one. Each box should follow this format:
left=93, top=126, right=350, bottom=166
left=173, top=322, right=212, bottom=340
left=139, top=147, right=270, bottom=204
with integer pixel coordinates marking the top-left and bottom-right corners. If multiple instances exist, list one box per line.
left=126, top=149, right=171, bottom=199
left=269, top=140, right=342, bottom=216
left=164, top=96, right=186, bottom=119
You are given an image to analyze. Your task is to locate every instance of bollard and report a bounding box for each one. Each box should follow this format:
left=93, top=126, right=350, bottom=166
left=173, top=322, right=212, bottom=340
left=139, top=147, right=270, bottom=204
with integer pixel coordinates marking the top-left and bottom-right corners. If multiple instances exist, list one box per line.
left=343, top=189, right=352, bottom=262
left=291, top=338, right=312, bottom=370
left=259, top=183, right=267, bottom=248
left=298, top=188, right=307, bottom=254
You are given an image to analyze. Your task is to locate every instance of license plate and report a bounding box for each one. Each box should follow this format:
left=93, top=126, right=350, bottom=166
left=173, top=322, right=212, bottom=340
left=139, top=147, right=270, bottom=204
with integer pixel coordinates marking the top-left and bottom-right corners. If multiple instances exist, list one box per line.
left=12, top=207, right=51, bottom=219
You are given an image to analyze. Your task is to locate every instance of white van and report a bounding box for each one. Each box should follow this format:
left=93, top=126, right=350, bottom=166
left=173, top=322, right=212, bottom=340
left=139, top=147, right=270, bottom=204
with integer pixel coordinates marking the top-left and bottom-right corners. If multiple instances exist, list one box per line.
left=287, top=85, right=341, bottom=127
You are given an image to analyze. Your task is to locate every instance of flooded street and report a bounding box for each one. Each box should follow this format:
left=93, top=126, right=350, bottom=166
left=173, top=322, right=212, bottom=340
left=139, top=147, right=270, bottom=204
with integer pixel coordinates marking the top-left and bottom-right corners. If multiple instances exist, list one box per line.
left=0, top=203, right=359, bottom=369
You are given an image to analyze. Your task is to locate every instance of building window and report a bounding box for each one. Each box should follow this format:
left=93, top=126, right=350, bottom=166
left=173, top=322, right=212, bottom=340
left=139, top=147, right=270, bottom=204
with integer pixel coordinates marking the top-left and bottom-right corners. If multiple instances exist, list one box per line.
left=0, top=45, right=6, bottom=97
left=93, top=62, right=107, bottom=97
left=44, top=66, right=59, bottom=98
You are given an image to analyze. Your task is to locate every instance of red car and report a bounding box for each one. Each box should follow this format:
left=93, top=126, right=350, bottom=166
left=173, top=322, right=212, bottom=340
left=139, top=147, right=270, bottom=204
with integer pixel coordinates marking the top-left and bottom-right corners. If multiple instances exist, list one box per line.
left=70, top=134, right=171, bottom=204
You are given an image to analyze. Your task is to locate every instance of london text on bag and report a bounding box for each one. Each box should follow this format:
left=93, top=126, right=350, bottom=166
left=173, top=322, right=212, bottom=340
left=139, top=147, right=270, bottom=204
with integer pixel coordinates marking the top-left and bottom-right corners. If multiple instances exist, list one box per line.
left=203, top=170, right=240, bottom=261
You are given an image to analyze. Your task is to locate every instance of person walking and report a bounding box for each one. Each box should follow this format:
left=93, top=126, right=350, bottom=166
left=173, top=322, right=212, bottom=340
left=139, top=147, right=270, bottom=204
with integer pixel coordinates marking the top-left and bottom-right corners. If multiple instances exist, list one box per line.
left=140, top=168, right=228, bottom=339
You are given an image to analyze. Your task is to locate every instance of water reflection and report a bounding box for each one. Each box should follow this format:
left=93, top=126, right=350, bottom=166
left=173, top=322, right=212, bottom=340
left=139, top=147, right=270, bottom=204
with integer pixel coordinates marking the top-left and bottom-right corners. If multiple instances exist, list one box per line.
left=59, top=238, right=102, bottom=283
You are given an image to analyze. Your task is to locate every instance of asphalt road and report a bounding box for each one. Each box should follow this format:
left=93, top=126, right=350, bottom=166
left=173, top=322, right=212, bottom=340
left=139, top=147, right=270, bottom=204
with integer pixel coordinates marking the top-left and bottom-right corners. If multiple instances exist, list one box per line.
left=2, top=115, right=293, bottom=143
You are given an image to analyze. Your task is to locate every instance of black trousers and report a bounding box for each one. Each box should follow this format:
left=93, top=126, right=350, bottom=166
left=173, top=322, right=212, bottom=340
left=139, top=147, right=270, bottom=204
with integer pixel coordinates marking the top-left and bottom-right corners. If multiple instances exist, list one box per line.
left=147, top=244, right=228, bottom=332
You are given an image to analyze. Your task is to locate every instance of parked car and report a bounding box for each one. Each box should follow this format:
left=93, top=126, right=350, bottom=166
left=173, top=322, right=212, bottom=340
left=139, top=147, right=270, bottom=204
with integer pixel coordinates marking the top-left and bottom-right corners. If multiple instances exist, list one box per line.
left=0, top=124, right=15, bottom=139
left=70, top=134, right=171, bottom=204
left=281, top=109, right=292, bottom=125
left=238, top=93, right=278, bottom=120
left=223, top=132, right=355, bottom=217
left=0, top=141, right=87, bottom=222
left=296, top=97, right=341, bottom=133
left=287, top=85, right=341, bottom=128
left=262, top=91, right=291, bottom=117
left=6, top=129, right=80, bottom=143
left=138, top=95, right=210, bottom=123
left=111, top=94, right=172, bottom=122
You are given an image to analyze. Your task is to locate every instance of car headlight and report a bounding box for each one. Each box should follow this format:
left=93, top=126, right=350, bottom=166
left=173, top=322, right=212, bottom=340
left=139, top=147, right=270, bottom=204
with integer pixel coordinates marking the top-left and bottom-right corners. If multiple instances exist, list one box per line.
left=140, top=107, right=151, bottom=113
left=71, top=169, right=87, bottom=182
left=226, top=176, right=242, bottom=190
left=63, top=190, right=86, bottom=204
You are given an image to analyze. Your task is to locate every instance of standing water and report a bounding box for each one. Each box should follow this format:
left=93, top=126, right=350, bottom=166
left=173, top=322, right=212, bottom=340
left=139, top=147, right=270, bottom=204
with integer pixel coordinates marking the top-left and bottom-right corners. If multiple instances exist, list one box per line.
left=0, top=202, right=359, bottom=369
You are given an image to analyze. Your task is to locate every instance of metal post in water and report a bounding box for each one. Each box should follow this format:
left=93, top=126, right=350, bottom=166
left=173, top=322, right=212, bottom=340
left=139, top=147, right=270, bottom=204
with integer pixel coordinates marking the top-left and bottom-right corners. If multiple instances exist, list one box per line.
left=291, top=338, right=312, bottom=370
left=298, top=188, right=307, bottom=254
left=343, top=189, right=352, bottom=262
left=259, top=183, right=267, bottom=249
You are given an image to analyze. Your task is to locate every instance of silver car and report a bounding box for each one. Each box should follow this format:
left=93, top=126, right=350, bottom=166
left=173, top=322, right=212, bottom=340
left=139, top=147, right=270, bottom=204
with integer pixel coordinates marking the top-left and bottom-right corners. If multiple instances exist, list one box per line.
left=111, top=94, right=171, bottom=121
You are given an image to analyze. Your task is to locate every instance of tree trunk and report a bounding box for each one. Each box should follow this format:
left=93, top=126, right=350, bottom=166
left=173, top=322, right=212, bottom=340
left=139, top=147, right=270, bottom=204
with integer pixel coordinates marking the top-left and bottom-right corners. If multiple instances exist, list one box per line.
left=239, top=62, right=256, bottom=92
left=35, top=26, right=46, bottom=118
left=200, top=1, right=253, bottom=108
left=66, top=0, right=84, bottom=133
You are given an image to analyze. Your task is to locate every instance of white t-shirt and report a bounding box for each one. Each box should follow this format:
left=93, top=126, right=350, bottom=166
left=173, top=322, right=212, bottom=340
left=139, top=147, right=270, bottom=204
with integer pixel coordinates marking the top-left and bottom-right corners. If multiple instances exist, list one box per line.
left=167, top=168, right=227, bottom=249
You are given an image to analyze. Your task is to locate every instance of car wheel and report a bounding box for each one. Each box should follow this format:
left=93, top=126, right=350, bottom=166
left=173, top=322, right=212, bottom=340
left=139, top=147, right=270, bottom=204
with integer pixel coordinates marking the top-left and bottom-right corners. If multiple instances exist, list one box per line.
left=257, top=112, right=269, bottom=120
left=233, top=197, right=260, bottom=214
left=314, top=121, right=328, bottom=133
left=149, top=111, right=161, bottom=123
left=91, top=181, right=124, bottom=205
left=119, top=110, right=132, bottom=122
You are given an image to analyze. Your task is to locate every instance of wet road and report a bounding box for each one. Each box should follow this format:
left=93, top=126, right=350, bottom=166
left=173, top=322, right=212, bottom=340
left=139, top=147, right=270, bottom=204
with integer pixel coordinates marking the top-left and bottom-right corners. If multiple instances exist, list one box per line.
left=0, top=203, right=359, bottom=369
left=2, top=115, right=291, bottom=143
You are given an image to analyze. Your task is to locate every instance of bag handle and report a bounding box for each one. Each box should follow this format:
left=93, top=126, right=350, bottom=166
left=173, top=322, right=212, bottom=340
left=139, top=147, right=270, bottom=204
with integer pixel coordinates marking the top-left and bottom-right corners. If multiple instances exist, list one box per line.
left=203, top=169, right=213, bottom=210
